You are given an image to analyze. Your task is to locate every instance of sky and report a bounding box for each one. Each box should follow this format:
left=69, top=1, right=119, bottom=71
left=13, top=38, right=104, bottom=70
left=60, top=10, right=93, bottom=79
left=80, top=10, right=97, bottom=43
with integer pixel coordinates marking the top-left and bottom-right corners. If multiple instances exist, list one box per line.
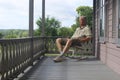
left=0, top=0, right=93, bottom=30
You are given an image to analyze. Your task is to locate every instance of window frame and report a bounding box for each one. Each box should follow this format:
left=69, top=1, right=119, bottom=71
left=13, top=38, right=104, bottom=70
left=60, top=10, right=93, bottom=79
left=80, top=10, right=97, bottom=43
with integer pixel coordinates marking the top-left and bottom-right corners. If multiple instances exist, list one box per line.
left=112, top=0, right=117, bottom=43
left=117, top=0, right=120, bottom=46
left=99, top=0, right=106, bottom=43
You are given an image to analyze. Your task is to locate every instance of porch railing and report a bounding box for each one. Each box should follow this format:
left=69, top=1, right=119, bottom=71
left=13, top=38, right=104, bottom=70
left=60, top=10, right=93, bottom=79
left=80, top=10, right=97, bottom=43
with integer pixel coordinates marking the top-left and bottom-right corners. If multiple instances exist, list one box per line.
left=0, top=37, right=46, bottom=80
left=0, top=36, right=93, bottom=80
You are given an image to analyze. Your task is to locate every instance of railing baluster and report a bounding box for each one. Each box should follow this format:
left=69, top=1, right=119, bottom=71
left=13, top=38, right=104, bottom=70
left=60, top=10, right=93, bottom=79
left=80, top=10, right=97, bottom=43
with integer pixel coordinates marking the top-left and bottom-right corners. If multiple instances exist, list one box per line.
left=0, top=37, right=47, bottom=80
left=1, top=43, right=5, bottom=80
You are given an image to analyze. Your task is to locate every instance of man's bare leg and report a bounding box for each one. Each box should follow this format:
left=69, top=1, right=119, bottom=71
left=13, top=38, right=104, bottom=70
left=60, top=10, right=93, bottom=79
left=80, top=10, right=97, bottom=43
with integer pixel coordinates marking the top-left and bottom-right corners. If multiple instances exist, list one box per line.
left=56, top=38, right=63, bottom=53
left=61, top=39, right=72, bottom=55
left=53, top=38, right=72, bottom=62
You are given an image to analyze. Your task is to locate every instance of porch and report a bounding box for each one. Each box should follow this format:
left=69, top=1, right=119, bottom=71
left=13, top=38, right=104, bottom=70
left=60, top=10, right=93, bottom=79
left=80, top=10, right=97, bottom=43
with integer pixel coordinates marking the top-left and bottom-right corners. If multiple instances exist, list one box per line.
left=19, top=56, right=120, bottom=80
left=0, top=0, right=120, bottom=79
left=0, top=37, right=120, bottom=80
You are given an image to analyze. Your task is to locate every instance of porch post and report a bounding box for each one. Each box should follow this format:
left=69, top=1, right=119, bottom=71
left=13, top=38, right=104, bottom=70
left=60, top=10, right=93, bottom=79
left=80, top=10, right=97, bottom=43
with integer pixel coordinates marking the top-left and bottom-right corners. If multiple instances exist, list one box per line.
left=29, top=0, right=34, bottom=37
left=93, top=0, right=100, bottom=59
left=41, top=0, right=45, bottom=36
left=29, top=0, right=34, bottom=65
left=93, top=0, right=96, bottom=58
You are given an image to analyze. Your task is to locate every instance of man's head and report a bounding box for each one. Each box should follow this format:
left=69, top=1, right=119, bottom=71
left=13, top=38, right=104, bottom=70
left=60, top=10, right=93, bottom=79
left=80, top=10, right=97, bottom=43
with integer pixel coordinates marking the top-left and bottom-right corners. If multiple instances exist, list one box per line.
left=79, top=16, right=87, bottom=26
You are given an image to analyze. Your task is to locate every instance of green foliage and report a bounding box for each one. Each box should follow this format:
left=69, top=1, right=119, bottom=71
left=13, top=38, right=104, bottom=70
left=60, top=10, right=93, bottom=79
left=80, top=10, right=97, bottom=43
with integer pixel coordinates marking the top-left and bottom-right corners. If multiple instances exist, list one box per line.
left=35, top=6, right=93, bottom=37
left=0, top=29, right=28, bottom=39
left=35, top=16, right=61, bottom=36
left=57, top=27, right=73, bottom=37
left=0, top=32, right=3, bottom=39
left=5, top=34, right=17, bottom=38
left=20, top=31, right=28, bottom=37
left=71, top=17, right=80, bottom=31
left=34, top=29, right=41, bottom=36
left=76, top=6, right=93, bottom=27
left=70, top=6, right=93, bottom=36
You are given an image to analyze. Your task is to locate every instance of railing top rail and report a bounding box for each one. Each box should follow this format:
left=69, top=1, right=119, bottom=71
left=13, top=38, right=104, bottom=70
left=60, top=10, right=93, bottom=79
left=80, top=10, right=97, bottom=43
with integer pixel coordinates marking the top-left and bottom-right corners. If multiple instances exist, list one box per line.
left=0, top=36, right=64, bottom=42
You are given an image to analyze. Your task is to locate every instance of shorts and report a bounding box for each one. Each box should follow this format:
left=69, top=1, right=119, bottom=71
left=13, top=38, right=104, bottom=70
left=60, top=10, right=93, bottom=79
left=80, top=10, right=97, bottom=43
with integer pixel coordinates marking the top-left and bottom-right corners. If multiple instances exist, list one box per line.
left=60, top=38, right=82, bottom=47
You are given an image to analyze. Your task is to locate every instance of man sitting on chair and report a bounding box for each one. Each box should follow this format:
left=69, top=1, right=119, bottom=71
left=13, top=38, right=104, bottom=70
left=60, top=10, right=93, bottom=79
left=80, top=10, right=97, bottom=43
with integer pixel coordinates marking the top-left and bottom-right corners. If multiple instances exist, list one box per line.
left=53, top=16, right=92, bottom=62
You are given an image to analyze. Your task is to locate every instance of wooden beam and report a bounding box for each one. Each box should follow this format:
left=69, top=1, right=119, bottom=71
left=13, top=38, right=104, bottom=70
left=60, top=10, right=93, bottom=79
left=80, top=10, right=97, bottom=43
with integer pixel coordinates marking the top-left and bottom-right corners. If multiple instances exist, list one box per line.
left=41, top=0, right=45, bottom=36
left=29, top=0, right=34, bottom=37
left=29, top=0, right=34, bottom=65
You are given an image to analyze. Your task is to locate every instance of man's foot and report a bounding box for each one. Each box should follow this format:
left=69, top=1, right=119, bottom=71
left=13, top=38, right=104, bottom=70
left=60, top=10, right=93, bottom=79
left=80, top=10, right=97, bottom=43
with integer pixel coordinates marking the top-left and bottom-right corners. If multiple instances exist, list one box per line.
left=53, top=56, right=65, bottom=62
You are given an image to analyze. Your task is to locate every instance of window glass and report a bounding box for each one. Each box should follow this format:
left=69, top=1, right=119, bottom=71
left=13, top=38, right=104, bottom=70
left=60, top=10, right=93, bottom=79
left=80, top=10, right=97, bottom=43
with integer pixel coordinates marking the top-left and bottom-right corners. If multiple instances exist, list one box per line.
left=118, top=19, right=120, bottom=38
left=118, top=0, right=120, bottom=45
left=100, top=0, right=105, bottom=37
left=118, top=1, right=120, bottom=38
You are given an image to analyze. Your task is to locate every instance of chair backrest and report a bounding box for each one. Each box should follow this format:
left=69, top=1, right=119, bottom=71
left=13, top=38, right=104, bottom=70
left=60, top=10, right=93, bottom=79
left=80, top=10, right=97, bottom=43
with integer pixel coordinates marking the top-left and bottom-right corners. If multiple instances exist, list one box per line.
left=73, top=38, right=93, bottom=55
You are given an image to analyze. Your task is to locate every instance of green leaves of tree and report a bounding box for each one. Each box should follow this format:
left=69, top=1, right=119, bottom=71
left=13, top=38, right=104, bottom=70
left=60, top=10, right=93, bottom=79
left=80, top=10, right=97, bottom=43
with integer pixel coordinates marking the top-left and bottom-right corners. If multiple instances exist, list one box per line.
left=35, top=16, right=61, bottom=36
left=76, top=6, right=93, bottom=27
left=35, top=6, right=93, bottom=37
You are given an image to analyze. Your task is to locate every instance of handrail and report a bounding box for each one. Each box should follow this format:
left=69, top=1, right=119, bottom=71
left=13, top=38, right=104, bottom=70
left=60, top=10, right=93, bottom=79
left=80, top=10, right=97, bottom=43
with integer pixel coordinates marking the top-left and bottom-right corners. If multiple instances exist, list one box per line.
left=0, top=37, right=46, bottom=80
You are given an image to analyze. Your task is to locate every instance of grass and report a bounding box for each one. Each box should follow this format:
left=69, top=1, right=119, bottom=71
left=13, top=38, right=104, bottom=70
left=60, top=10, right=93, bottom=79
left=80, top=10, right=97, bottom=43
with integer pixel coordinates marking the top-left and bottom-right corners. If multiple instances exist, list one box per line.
left=45, top=53, right=93, bottom=57
left=45, top=53, right=60, bottom=57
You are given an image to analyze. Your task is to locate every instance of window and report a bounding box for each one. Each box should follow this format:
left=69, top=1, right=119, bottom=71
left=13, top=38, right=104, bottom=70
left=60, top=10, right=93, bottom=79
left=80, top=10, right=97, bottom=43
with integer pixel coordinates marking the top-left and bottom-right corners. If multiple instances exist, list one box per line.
left=99, top=0, right=106, bottom=42
left=98, top=0, right=109, bottom=43
left=96, top=0, right=100, bottom=9
left=118, top=0, right=120, bottom=45
left=111, top=0, right=120, bottom=46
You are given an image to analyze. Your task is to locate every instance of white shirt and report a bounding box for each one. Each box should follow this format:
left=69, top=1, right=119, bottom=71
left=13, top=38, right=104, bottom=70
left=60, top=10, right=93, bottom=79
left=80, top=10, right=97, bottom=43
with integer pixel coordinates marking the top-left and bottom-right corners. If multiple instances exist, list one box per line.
left=71, top=25, right=92, bottom=39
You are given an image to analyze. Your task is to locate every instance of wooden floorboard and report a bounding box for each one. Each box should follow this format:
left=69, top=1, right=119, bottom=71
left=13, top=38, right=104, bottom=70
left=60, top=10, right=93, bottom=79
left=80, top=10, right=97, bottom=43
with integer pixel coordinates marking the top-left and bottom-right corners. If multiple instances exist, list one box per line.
left=20, top=56, right=120, bottom=80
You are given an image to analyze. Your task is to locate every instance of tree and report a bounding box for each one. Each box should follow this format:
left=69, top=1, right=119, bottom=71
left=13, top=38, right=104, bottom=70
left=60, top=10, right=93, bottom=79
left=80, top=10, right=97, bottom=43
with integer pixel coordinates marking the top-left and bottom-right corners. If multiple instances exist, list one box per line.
left=0, top=32, right=3, bottom=39
left=35, top=16, right=61, bottom=36
left=76, top=6, right=93, bottom=27
left=71, top=24, right=77, bottom=32
left=58, top=27, right=73, bottom=37
left=71, top=17, right=80, bottom=32
left=34, top=29, right=41, bottom=36
left=71, top=6, right=93, bottom=31
left=19, top=31, right=28, bottom=37
left=4, top=30, right=18, bottom=39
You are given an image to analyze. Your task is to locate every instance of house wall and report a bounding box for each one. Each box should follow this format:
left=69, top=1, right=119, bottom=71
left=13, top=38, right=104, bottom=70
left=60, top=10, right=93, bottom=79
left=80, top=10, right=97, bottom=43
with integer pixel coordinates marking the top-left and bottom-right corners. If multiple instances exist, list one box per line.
left=95, top=0, right=120, bottom=75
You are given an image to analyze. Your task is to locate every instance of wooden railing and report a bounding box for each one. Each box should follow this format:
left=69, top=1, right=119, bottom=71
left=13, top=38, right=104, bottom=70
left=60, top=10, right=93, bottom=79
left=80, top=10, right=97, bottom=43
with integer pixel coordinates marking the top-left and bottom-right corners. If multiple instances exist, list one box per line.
left=0, top=37, right=46, bottom=80
left=0, top=36, right=93, bottom=80
left=44, top=36, right=61, bottom=53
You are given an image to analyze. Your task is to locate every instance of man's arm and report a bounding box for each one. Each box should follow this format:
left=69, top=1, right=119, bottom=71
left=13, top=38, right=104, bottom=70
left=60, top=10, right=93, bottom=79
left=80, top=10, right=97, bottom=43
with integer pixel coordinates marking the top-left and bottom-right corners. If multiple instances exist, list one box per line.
left=71, top=36, right=91, bottom=42
left=78, top=36, right=91, bottom=42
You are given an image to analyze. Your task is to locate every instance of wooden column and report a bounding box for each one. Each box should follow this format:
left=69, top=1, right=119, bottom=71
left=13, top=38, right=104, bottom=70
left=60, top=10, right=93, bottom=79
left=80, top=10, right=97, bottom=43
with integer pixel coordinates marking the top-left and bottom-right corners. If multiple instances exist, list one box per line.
left=93, top=0, right=97, bottom=58
left=29, top=0, right=34, bottom=37
left=41, top=0, right=45, bottom=36
left=29, top=0, right=34, bottom=65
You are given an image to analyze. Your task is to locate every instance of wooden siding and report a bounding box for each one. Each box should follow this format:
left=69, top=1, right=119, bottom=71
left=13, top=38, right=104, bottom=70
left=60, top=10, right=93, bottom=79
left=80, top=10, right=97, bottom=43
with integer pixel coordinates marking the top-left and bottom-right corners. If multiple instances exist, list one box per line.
left=107, top=43, right=120, bottom=74
left=100, top=44, right=107, bottom=63
left=95, top=0, right=120, bottom=75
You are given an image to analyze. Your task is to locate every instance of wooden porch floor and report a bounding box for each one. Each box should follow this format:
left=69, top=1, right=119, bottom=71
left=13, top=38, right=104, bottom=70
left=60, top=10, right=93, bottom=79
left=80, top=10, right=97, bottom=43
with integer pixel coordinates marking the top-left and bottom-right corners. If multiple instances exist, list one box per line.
left=19, top=56, right=120, bottom=80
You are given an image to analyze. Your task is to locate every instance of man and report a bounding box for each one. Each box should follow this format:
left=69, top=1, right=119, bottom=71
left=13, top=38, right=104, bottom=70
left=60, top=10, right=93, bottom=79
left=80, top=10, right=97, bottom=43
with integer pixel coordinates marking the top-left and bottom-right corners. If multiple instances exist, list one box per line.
left=53, top=16, right=92, bottom=62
